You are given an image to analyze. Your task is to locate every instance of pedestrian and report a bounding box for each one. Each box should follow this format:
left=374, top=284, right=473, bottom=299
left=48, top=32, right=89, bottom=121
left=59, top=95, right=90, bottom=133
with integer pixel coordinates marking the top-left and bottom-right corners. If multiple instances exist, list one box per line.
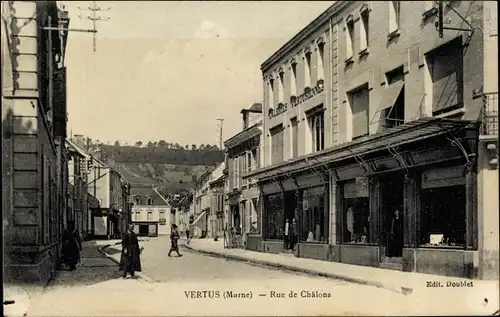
left=186, top=226, right=190, bottom=240
left=290, top=217, right=298, bottom=251
left=120, top=224, right=143, bottom=278
left=168, top=224, right=183, bottom=257
left=61, top=221, right=82, bottom=271
left=284, top=218, right=290, bottom=250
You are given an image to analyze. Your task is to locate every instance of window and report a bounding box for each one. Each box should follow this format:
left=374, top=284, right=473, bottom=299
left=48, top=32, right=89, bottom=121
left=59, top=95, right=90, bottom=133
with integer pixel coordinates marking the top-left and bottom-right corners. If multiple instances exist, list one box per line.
left=265, top=193, right=284, bottom=240
left=147, top=197, right=153, bottom=205
left=302, top=186, right=328, bottom=243
left=268, top=78, right=275, bottom=109
left=290, top=117, right=298, bottom=158
left=290, top=60, right=298, bottom=97
left=342, top=179, right=370, bottom=244
left=345, top=17, right=354, bottom=61
left=232, top=157, right=239, bottom=189
left=360, top=10, right=369, bottom=52
left=389, top=1, right=401, bottom=34
left=425, top=38, right=464, bottom=115
left=316, top=42, right=325, bottom=81
left=159, top=211, right=165, bottom=220
left=278, top=70, right=285, bottom=103
left=134, top=196, right=141, bottom=205
left=134, top=212, right=140, bottom=221
left=384, top=66, right=405, bottom=128
left=251, top=148, right=258, bottom=169
left=308, top=109, right=325, bottom=152
left=159, top=211, right=166, bottom=225
left=250, top=197, right=260, bottom=234
left=304, top=51, right=312, bottom=88
left=247, top=151, right=252, bottom=172
left=147, top=211, right=153, bottom=221
left=240, top=154, right=247, bottom=187
left=348, top=84, right=370, bottom=139
left=270, top=125, right=284, bottom=164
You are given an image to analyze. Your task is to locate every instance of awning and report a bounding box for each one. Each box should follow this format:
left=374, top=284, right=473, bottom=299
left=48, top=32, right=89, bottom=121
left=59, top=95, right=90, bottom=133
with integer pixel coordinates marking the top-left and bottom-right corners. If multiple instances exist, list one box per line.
left=191, top=210, right=207, bottom=227
left=370, top=80, right=404, bottom=124
left=224, top=125, right=261, bottom=149
left=244, top=117, right=477, bottom=181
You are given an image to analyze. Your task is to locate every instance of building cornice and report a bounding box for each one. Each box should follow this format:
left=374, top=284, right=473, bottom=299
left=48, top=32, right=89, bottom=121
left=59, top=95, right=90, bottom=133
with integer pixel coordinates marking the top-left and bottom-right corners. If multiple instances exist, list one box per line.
left=261, top=1, right=355, bottom=72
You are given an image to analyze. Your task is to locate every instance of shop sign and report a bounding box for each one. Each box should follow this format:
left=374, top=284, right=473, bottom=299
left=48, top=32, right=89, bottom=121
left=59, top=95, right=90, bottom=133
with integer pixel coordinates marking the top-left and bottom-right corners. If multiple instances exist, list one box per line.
left=290, top=80, right=324, bottom=108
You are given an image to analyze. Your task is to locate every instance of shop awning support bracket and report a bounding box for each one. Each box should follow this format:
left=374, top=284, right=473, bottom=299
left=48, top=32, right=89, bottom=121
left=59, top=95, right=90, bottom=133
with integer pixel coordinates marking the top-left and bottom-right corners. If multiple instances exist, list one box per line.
left=445, top=132, right=473, bottom=174
left=271, top=175, right=285, bottom=195
left=308, top=158, right=329, bottom=191
left=348, top=149, right=372, bottom=175
left=387, top=144, right=410, bottom=180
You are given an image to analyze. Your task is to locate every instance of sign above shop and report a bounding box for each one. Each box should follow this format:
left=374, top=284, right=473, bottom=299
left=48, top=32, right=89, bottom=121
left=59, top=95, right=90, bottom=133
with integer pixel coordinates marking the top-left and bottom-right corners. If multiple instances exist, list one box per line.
left=268, top=80, right=325, bottom=118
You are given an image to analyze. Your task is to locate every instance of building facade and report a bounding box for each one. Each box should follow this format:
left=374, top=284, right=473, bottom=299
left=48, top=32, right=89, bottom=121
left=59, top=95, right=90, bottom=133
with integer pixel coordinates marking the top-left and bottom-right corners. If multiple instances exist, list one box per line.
left=191, top=169, right=214, bottom=238
left=131, top=186, right=172, bottom=236
left=244, top=1, right=498, bottom=279
left=2, top=1, right=70, bottom=284
left=224, top=103, right=263, bottom=248
left=208, top=162, right=225, bottom=239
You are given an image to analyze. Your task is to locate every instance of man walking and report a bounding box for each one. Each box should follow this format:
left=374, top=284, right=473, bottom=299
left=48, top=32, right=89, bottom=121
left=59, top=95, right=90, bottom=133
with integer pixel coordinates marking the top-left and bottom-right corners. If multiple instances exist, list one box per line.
left=168, top=224, right=183, bottom=257
left=61, top=221, right=82, bottom=271
left=120, top=224, right=142, bottom=278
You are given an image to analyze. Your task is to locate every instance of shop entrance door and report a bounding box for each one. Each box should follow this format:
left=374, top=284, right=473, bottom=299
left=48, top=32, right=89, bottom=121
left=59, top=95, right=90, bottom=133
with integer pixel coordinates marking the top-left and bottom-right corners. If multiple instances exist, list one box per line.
left=379, top=173, right=405, bottom=269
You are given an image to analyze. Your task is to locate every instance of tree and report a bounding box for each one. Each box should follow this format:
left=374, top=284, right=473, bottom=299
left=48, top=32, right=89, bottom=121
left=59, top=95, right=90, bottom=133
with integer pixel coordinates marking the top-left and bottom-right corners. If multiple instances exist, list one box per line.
left=135, top=141, right=143, bottom=147
left=191, top=144, right=197, bottom=151
left=199, top=144, right=205, bottom=150
left=173, top=143, right=180, bottom=149
left=212, top=144, right=219, bottom=150
left=185, top=145, right=189, bottom=150
left=158, top=140, right=167, bottom=148
left=147, top=141, right=154, bottom=148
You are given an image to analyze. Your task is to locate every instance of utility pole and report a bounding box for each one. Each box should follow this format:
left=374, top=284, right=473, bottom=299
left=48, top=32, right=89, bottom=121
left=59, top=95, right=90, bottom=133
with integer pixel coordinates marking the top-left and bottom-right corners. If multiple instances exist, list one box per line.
left=78, top=1, right=111, bottom=52
left=217, top=118, right=224, bottom=150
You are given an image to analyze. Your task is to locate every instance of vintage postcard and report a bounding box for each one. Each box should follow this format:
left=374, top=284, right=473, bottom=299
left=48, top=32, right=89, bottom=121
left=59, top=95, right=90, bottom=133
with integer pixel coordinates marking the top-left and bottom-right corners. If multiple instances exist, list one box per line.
left=2, top=1, right=499, bottom=316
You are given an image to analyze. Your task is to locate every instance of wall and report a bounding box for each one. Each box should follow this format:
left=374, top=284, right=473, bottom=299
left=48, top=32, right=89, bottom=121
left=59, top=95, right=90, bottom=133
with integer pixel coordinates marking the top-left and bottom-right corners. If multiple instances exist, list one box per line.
left=337, top=1, right=484, bottom=144
left=483, top=1, right=498, bottom=94
left=89, top=165, right=110, bottom=208
left=132, top=205, right=171, bottom=235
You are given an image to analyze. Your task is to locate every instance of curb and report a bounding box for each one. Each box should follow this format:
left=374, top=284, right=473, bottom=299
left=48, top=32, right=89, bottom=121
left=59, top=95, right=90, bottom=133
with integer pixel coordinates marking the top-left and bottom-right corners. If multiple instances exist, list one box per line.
left=183, top=244, right=412, bottom=296
left=98, top=243, right=154, bottom=284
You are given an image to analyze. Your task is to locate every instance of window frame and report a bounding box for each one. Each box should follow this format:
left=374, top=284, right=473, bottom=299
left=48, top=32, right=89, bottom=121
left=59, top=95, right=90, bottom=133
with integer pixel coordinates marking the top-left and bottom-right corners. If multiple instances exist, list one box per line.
left=359, top=9, right=370, bottom=54
left=345, top=16, right=355, bottom=62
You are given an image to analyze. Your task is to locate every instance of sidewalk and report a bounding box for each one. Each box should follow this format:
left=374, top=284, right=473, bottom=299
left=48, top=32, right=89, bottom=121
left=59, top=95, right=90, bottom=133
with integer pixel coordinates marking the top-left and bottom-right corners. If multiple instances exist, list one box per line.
left=19, top=240, right=153, bottom=317
left=184, top=239, right=500, bottom=297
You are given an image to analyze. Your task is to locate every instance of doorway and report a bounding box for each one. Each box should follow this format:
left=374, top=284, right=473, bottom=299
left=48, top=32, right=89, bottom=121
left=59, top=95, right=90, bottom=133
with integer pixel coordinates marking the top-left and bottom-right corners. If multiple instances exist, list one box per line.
left=283, top=191, right=298, bottom=252
left=379, top=173, right=405, bottom=263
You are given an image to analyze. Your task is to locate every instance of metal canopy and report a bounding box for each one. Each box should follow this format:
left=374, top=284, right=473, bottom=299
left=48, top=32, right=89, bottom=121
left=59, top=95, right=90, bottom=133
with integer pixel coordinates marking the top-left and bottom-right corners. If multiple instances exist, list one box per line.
left=249, top=117, right=476, bottom=182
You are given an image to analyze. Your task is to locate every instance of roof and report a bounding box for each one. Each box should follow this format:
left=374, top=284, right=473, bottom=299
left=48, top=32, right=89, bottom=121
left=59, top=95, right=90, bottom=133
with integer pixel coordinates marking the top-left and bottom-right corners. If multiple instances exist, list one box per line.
left=130, top=186, right=170, bottom=207
left=261, top=1, right=355, bottom=72
left=209, top=173, right=224, bottom=186
left=241, top=103, right=263, bottom=114
left=224, top=124, right=262, bottom=149
left=66, top=139, right=89, bottom=158
left=244, top=118, right=478, bottom=181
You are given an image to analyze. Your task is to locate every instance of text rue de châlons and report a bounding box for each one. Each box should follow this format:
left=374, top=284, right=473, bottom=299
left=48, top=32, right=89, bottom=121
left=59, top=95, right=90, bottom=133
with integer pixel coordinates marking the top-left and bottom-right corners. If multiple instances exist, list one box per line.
left=184, top=290, right=332, bottom=299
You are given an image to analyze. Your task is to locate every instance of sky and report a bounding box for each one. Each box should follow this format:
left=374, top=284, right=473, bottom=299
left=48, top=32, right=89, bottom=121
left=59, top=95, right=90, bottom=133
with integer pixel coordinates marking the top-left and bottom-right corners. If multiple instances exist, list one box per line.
left=61, top=1, right=333, bottom=146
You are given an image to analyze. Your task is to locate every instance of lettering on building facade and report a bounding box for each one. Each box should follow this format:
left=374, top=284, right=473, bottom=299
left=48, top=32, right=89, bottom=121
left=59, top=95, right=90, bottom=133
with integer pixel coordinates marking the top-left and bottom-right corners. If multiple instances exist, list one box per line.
left=268, top=79, right=325, bottom=118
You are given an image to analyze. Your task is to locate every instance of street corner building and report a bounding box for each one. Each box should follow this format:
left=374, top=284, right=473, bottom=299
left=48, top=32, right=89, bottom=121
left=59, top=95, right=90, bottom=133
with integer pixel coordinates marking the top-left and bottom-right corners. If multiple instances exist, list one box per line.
left=2, top=1, right=71, bottom=284
left=224, top=103, right=263, bottom=249
left=241, top=1, right=498, bottom=280
left=130, top=186, right=173, bottom=237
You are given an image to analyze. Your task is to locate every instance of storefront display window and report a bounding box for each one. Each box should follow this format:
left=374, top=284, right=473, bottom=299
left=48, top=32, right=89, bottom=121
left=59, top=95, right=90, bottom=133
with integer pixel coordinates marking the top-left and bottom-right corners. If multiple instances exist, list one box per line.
left=301, top=186, right=328, bottom=243
left=265, top=193, right=284, bottom=239
left=420, top=185, right=466, bottom=247
left=342, top=179, right=370, bottom=244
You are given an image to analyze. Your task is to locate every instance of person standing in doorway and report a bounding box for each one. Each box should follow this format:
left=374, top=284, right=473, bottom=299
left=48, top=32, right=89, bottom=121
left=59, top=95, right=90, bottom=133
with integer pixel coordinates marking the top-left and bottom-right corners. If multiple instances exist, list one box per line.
left=389, top=208, right=403, bottom=257
left=168, top=224, right=183, bottom=257
left=61, top=221, right=82, bottom=271
left=290, top=218, right=298, bottom=251
left=284, top=218, right=290, bottom=250
left=120, top=224, right=143, bottom=278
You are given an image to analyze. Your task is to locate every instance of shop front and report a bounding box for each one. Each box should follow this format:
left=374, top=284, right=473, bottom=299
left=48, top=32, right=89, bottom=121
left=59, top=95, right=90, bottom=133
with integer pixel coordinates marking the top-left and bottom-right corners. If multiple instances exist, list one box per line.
left=259, top=171, right=330, bottom=260
left=329, top=118, right=479, bottom=278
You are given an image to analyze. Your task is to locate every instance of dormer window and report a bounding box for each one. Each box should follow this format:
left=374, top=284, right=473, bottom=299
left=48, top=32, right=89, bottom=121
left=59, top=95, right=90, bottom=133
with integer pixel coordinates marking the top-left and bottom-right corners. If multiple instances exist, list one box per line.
left=147, top=197, right=153, bottom=205
left=304, top=47, right=312, bottom=89
left=290, top=58, right=298, bottom=97
left=134, top=196, right=141, bottom=205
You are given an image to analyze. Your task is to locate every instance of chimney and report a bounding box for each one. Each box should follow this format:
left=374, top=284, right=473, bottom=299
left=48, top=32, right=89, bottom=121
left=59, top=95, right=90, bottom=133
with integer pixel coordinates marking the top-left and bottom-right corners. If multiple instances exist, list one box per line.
left=241, top=109, right=249, bottom=130
left=73, top=134, right=85, bottom=148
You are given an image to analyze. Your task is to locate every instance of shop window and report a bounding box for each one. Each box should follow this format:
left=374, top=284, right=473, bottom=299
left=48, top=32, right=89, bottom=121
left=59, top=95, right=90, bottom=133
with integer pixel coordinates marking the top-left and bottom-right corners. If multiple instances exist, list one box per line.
left=265, top=193, right=284, bottom=240
left=302, top=186, right=328, bottom=243
left=147, top=212, right=153, bottom=221
left=420, top=185, right=466, bottom=247
left=425, top=37, right=464, bottom=115
left=290, top=117, right=298, bottom=158
left=348, top=84, right=370, bottom=139
left=250, top=197, right=260, bottom=234
left=270, top=125, right=284, bottom=164
left=342, top=179, right=370, bottom=244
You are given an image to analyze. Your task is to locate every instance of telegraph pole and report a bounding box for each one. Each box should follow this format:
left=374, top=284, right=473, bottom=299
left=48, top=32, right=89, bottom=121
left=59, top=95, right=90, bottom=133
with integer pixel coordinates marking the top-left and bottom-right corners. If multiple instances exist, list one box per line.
left=217, top=118, right=224, bottom=150
left=78, top=1, right=111, bottom=52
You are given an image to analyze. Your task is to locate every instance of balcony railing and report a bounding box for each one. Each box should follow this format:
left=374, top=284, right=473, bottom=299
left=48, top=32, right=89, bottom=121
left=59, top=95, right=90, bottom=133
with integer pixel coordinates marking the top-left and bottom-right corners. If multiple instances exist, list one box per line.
left=481, top=92, right=498, bottom=136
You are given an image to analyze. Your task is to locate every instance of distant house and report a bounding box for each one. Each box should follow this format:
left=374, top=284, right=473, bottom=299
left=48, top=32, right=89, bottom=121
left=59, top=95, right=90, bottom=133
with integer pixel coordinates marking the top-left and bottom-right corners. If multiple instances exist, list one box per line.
left=130, top=186, right=172, bottom=236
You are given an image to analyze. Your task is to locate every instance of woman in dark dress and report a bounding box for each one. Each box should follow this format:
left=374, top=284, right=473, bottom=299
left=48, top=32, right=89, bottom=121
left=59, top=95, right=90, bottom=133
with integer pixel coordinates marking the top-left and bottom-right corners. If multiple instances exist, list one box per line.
left=120, top=225, right=142, bottom=278
left=61, top=221, right=82, bottom=271
left=389, top=208, right=404, bottom=257
left=168, top=224, right=183, bottom=257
